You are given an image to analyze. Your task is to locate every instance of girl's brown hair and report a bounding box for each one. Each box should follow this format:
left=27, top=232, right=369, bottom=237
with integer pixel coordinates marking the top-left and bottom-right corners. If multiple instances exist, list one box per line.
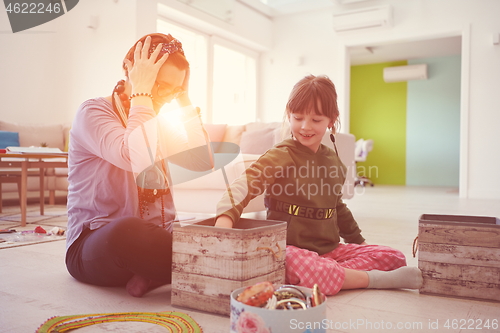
left=122, top=33, right=189, bottom=76
left=285, top=75, right=340, bottom=132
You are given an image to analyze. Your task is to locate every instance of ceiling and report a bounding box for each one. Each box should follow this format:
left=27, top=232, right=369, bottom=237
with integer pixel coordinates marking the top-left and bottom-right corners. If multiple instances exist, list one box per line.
left=259, top=0, right=335, bottom=15
left=257, top=0, right=462, bottom=65
left=349, top=36, right=462, bottom=66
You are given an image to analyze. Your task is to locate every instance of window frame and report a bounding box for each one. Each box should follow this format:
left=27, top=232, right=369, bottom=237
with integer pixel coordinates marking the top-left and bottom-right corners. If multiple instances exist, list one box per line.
left=157, top=17, right=259, bottom=125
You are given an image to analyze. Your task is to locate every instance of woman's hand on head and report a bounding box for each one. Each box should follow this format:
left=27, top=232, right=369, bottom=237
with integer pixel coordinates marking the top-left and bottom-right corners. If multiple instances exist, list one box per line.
left=176, top=66, right=191, bottom=107
left=214, top=215, right=234, bottom=228
left=124, top=36, right=169, bottom=94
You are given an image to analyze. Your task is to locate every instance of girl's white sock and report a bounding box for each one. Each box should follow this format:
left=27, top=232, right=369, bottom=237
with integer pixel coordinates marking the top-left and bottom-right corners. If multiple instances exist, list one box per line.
left=366, top=266, right=423, bottom=290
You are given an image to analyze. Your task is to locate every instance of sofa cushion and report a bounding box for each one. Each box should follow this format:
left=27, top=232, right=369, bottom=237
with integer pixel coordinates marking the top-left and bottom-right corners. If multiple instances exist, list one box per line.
left=279, top=121, right=291, bottom=143
left=0, top=131, right=20, bottom=149
left=172, top=153, right=260, bottom=191
left=204, top=124, right=227, bottom=142
left=0, top=121, right=65, bottom=150
left=245, top=121, right=281, bottom=133
left=204, top=124, right=227, bottom=153
left=246, top=121, right=288, bottom=146
left=239, top=127, right=275, bottom=154
left=220, top=125, right=245, bottom=152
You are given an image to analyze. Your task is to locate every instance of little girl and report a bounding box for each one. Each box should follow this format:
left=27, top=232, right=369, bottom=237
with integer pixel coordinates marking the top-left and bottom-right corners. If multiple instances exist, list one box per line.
left=215, top=75, right=422, bottom=295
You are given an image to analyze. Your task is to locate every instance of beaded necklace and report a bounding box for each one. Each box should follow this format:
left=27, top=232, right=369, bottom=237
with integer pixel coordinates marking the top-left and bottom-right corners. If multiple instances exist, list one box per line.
left=111, top=80, right=168, bottom=228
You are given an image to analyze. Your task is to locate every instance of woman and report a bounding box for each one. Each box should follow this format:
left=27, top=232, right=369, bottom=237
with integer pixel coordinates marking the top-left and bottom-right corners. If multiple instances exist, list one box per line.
left=65, top=33, right=213, bottom=297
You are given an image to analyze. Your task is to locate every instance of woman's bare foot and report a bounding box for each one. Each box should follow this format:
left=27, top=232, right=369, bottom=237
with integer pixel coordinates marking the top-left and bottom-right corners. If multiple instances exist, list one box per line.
left=126, top=274, right=167, bottom=297
left=126, top=274, right=151, bottom=297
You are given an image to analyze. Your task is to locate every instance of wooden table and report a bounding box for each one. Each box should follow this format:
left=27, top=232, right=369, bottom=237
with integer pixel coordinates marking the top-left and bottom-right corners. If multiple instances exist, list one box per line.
left=0, top=152, right=68, bottom=227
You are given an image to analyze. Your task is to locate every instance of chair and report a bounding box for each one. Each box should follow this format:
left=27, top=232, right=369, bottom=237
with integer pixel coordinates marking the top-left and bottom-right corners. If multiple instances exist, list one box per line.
left=0, top=170, right=41, bottom=213
left=354, top=138, right=374, bottom=187
left=0, top=172, right=22, bottom=213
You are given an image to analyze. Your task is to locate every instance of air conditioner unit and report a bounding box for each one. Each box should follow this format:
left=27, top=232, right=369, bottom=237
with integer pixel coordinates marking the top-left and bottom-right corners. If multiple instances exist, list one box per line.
left=383, top=64, right=428, bottom=83
left=332, top=5, right=392, bottom=32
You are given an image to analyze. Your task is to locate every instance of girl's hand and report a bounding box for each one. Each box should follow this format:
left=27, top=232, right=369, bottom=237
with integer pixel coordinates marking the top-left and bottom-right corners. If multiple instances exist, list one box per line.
left=214, top=215, right=234, bottom=228
left=124, top=36, right=169, bottom=94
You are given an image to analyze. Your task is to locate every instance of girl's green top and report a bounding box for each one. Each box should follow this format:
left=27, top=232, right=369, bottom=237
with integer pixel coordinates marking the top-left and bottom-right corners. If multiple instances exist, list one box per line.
left=217, top=138, right=365, bottom=255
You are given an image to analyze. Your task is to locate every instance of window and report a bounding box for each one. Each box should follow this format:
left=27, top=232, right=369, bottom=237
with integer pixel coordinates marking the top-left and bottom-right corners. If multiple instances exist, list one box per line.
left=157, top=20, right=208, bottom=120
left=157, top=19, right=258, bottom=125
left=212, top=41, right=257, bottom=125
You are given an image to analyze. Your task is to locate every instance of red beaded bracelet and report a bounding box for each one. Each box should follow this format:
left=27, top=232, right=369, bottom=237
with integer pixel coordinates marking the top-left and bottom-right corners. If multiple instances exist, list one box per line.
left=129, top=92, right=154, bottom=101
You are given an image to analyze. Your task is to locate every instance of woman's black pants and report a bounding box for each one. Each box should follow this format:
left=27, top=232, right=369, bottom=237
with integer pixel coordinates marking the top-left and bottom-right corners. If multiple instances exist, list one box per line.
left=66, top=217, right=172, bottom=287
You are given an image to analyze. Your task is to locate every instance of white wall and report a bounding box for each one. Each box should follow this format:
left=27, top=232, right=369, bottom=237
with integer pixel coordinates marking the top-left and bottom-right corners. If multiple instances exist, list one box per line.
left=0, top=0, right=145, bottom=125
left=0, top=0, right=271, bottom=126
left=259, top=9, right=343, bottom=123
left=262, top=0, right=500, bottom=199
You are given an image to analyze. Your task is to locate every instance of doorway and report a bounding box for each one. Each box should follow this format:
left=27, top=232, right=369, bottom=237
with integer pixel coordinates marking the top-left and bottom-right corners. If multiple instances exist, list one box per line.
left=339, top=31, right=469, bottom=197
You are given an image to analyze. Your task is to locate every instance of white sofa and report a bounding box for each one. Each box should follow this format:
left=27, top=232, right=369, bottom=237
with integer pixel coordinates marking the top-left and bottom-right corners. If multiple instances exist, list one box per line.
left=172, top=122, right=356, bottom=215
left=0, top=120, right=356, bottom=216
left=0, top=121, right=70, bottom=204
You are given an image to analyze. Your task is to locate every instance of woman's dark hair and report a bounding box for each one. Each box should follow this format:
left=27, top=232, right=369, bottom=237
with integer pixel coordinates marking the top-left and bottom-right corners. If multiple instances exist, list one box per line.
left=285, top=75, right=340, bottom=132
left=122, top=33, right=189, bottom=75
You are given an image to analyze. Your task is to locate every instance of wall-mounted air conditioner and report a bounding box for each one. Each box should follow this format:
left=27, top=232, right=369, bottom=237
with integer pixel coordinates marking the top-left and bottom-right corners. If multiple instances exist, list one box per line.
left=332, top=5, right=392, bottom=32
left=383, top=64, right=428, bottom=83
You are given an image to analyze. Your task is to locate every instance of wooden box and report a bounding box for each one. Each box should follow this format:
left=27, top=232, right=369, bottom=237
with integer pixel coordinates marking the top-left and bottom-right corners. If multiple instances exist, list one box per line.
left=171, top=218, right=287, bottom=315
left=418, top=214, right=500, bottom=302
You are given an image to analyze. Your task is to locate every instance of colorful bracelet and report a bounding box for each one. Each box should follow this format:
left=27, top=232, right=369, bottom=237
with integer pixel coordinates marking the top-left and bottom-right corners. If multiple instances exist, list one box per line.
left=129, top=92, right=153, bottom=101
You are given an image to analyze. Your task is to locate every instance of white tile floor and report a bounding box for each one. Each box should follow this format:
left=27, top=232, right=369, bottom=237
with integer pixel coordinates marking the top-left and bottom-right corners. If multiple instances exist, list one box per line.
left=1, top=186, right=499, bottom=332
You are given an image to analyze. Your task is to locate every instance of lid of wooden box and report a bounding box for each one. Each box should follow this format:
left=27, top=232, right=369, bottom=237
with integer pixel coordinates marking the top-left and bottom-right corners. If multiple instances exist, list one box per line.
left=173, top=217, right=287, bottom=233
left=419, top=214, right=500, bottom=227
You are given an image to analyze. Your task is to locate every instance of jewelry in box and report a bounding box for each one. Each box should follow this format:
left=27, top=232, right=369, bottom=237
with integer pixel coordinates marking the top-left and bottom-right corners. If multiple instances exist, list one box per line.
left=236, top=281, right=325, bottom=310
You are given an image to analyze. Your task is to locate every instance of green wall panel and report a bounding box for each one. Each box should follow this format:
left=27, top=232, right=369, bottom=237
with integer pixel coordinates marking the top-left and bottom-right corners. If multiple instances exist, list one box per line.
left=350, top=61, right=407, bottom=185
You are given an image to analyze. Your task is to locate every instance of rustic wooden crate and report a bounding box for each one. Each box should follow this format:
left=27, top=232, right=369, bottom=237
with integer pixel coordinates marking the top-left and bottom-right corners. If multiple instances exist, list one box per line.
left=171, top=218, right=287, bottom=315
left=418, top=214, right=500, bottom=302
